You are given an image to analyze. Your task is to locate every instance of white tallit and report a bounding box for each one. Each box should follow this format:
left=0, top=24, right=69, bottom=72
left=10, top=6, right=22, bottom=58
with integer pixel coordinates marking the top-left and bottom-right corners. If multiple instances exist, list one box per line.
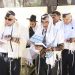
left=34, top=14, right=55, bottom=47
left=0, top=21, right=26, bottom=58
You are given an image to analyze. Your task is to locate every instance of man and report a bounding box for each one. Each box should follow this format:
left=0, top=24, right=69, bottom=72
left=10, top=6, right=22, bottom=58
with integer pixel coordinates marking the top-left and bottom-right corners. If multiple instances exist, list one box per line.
left=0, top=10, right=26, bottom=75
left=26, top=15, right=38, bottom=48
left=28, top=15, right=37, bottom=38
left=51, top=11, right=63, bottom=75
left=25, top=15, right=38, bottom=75
left=33, top=14, right=64, bottom=75
left=62, top=13, right=75, bottom=75
left=51, top=11, right=61, bottom=25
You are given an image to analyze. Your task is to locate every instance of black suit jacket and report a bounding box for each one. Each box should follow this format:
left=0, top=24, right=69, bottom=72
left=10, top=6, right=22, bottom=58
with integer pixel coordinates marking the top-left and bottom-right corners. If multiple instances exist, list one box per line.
left=29, top=27, right=35, bottom=38
left=26, top=27, right=35, bottom=48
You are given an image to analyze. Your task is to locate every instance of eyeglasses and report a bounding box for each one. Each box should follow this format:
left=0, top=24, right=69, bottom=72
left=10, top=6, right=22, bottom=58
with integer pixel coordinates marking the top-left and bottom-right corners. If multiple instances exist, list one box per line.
left=5, top=17, right=13, bottom=21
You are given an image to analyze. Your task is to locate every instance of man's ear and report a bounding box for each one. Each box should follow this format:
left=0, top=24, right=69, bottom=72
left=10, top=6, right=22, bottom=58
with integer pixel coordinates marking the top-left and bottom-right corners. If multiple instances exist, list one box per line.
left=14, top=18, right=17, bottom=23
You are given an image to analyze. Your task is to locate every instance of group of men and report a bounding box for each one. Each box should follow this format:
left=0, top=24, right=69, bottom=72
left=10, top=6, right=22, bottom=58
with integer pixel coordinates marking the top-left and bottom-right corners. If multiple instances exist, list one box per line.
left=0, top=10, right=75, bottom=75
left=27, top=11, right=75, bottom=75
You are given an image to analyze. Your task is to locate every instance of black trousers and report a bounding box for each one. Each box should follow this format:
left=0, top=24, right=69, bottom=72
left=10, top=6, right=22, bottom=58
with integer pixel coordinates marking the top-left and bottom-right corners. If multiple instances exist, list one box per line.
left=0, top=53, right=9, bottom=75
left=51, top=61, right=58, bottom=75
left=62, top=49, right=75, bottom=75
left=8, top=58, right=21, bottom=75
left=0, top=53, right=20, bottom=75
left=39, top=57, right=51, bottom=75
left=51, top=56, right=62, bottom=75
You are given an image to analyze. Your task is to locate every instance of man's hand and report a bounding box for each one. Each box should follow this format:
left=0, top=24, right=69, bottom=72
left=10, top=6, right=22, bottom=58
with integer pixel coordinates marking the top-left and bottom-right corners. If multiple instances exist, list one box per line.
left=35, top=45, right=43, bottom=51
left=66, top=38, right=75, bottom=43
left=46, top=47, right=53, bottom=51
left=70, top=38, right=75, bottom=42
left=11, top=37, right=20, bottom=44
left=4, top=35, right=11, bottom=41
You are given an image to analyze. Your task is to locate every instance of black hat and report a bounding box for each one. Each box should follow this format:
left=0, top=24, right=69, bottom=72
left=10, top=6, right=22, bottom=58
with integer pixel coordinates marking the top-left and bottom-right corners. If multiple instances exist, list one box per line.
left=27, top=15, right=37, bottom=22
left=5, top=10, right=15, bottom=17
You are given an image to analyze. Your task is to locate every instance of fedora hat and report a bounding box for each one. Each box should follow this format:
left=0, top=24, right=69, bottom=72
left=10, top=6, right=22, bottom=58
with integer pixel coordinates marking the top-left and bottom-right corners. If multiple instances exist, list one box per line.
left=27, top=15, right=37, bottom=22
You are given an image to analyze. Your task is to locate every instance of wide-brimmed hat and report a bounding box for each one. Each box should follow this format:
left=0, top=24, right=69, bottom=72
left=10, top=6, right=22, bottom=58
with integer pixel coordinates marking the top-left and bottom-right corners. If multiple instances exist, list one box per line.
left=27, top=15, right=37, bottom=22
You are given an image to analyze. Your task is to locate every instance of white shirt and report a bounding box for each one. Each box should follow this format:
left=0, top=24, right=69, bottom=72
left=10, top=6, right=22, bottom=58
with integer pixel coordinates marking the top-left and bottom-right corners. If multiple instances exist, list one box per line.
left=52, top=21, right=64, bottom=47
left=0, top=26, right=13, bottom=53
left=0, top=22, right=26, bottom=58
left=64, top=19, right=75, bottom=50
left=46, top=21, right=64, bottom=67
left=64, top=20, right=75, bottom=40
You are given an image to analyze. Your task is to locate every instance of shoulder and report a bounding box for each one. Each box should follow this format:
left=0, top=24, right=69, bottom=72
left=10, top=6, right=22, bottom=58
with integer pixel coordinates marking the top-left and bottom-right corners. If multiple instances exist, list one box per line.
left=54, top=21, right=63, bottom=30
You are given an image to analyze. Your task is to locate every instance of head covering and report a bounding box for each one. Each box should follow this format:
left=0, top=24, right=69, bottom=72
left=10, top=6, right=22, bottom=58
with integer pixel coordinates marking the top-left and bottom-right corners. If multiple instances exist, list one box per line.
left=44, top=14, right=55, bottom=47
left=27, top=15, right=37, bottom=22
left=41, top=14, right=49, bottom=22
left=30, top=14, right=55, bottom=47
left=5, top=10, right=15, bottom=17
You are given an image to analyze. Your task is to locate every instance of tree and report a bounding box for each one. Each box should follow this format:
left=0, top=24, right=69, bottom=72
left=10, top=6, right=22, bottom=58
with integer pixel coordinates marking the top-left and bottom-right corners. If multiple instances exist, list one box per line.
left=0, top=0, right=4, bottom=7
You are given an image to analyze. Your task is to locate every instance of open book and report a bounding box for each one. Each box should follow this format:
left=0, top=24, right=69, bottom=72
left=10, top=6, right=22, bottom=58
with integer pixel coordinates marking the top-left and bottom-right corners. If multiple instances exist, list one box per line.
left=30, top=34, right=47, bottom=48
left=35, top=42, right=47, bottom=48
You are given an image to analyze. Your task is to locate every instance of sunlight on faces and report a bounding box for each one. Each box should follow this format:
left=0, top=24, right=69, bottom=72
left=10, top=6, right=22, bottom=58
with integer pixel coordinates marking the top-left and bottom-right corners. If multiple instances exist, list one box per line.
left=5, top=15, right=15, bottom=26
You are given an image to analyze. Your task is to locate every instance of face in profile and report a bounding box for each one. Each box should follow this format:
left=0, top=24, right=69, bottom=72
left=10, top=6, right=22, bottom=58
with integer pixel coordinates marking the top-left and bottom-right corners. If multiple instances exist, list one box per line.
left=5, top=15, right=15, bottom=26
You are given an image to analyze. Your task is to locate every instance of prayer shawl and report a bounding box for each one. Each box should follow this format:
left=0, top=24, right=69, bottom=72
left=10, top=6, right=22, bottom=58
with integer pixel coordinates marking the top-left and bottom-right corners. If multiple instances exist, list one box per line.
left=30, top=15, right=55, bottom=67
left=0, top=21, right=26, bottom=58
left=30, top=15, right=55, bottom=47
left=30, top=15, right=64, bottom=67
left=53, top=21, right=64, bottom=47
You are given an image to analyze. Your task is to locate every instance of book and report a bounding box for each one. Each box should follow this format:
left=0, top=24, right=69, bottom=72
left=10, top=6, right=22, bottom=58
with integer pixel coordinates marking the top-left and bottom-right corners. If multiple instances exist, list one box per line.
left=35, top=42, right=47, bottom=48
left=30, top=34, right=44, bottom=43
